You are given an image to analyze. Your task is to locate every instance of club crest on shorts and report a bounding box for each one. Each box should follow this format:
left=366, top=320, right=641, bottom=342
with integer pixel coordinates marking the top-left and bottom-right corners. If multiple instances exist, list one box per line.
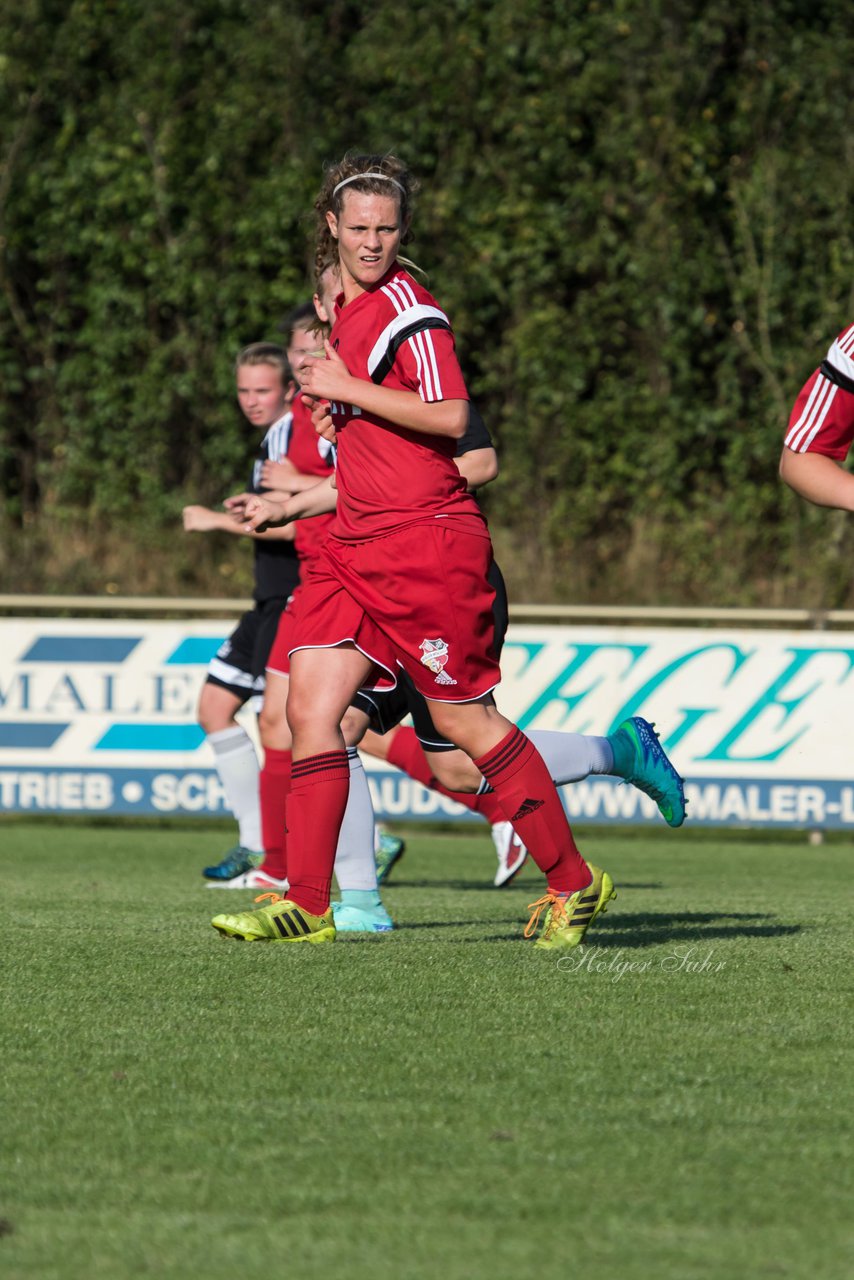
left=418, top=638, right=457, bottom=686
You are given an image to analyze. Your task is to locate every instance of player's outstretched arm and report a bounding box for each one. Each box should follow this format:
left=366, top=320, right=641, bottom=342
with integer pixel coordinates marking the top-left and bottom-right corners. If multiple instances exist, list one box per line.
left=779, top=447, right=854, bottom=512
left=244, top=476, right=338, bottom=531
left=183, top=501, right=294, bottom=541
left=223, top=491, right=252, bottom=515
left=183, top=505, right=236, bottom=533
left=242, top=494, right=290, bottom=532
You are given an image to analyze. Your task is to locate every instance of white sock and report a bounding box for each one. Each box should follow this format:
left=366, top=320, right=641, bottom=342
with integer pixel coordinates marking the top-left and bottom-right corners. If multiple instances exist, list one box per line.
left=207, top=726, right=262, bottom=852
left=527, top=730, right=614, bottom=784
left=333, top=748, right=380, bottom=892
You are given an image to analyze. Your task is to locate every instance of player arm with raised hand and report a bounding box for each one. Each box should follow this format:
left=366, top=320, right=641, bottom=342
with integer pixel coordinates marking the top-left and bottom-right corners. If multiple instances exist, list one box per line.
left=301, top=340, right=467, bottom=439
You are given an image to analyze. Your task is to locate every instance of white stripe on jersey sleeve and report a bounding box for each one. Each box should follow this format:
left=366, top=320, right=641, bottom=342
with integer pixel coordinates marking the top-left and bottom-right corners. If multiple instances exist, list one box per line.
left=389, top=279, right=439, bottom=397
left=413, top=325, right=442, bottom=400
left=395, top=278, right=419, bottom=309
left=381, top=278, right=408, bottom=314
left=828, top=325, right=854, bottom=381
left=412, top=328, right=434, bottom=400
left=785, top=378, right=838, bottom=452
left=372, top=276, right=454, bottom=400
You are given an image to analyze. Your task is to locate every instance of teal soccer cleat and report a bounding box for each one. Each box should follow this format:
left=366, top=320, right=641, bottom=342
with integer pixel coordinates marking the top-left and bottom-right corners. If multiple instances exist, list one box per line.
left=332, top=900, right=395, bottom=933
left=607, top=717, right=686, bottom=827
left=202, top=845, right=263, bottom=881
left=374, top=830, right=406, bottom=885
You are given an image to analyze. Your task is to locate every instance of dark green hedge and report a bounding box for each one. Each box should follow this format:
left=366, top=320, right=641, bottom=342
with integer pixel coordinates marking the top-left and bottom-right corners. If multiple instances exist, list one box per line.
left=1, top=0, right=852, bottom=603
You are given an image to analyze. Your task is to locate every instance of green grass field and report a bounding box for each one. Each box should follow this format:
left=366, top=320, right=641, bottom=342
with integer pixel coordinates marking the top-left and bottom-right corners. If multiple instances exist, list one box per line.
left=1, top=820, right=851, bottom=1280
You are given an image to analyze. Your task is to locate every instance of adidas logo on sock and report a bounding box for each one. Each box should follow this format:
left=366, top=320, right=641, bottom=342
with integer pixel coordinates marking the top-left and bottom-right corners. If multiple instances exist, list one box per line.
left=512, top=797, right=544, bottom=821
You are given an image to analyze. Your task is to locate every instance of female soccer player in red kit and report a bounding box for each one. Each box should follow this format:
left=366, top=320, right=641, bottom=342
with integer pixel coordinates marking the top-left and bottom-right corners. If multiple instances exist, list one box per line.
left=211, top=153, right=615, bottom=950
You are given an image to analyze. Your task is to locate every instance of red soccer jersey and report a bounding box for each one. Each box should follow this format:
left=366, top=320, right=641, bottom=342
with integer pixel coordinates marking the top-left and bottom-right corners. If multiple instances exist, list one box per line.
left=784, top=324, right=854, bottom=460
left=326, top=265, right=482, bottom=541
left=288, top=392, right=336, bottom=562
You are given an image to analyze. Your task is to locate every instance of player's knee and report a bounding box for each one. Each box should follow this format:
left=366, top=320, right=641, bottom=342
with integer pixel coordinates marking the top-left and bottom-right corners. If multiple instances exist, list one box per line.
left=340, top=707, right=368, bottom=748
left=425, top=703, right=473, bottom=753
left=258, top=702, right=289, bottom=749
left=284, top=689, right=318, bottom=739
left=197, top=684, right=237, bottom=735
left=428, top=751, right=479, bottom=793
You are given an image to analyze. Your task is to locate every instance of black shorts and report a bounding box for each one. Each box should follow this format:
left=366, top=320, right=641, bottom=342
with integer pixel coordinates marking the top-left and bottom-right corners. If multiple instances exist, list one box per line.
left=206, top=595, right=291, bottom=707
left=354, top=559, right=509, bottom=751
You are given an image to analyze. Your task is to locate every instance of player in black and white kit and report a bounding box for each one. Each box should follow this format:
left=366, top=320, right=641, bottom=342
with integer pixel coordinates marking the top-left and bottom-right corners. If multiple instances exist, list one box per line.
left=183, top=339, right=311, bottom=880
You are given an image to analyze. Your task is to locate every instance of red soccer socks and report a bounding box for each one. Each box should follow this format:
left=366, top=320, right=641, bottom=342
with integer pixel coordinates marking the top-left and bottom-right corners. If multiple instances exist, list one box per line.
left=474, top=728, right=589, bottom=894
left=258, top=747, right=292, bottom=881
left=387, top=725, right=504, bottom=821
left=285, top=750, right=350, bottom=916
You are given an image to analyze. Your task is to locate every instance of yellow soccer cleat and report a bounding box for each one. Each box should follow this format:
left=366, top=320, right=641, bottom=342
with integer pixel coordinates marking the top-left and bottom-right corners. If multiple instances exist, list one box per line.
left=524, top=865, right=616, bottom=952
left=212, top=893, right=336, bottom=945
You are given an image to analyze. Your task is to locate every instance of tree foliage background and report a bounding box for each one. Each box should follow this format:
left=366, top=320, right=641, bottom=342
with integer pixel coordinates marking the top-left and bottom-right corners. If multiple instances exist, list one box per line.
left=1, top=0, right=852, bottom=604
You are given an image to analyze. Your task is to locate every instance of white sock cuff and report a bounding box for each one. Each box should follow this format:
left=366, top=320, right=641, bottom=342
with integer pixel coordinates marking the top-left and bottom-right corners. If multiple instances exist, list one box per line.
left=208, top=726, right=255, bottom=757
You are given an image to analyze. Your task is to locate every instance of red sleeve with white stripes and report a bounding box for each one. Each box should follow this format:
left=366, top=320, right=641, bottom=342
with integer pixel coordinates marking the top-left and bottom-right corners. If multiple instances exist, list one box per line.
left=783, top=325, right=854, bottom=459
left=395, top=325, right=469, bottom=403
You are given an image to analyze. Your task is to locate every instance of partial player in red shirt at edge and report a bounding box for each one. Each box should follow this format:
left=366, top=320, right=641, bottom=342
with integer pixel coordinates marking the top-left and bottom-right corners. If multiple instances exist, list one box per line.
left=211, top=152, right=616, bottom=951
left=780, top=324, right=854, bottom=511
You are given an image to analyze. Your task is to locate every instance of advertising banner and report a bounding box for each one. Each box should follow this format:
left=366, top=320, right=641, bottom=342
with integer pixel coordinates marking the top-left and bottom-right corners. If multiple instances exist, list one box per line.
left=0, top=618, right=851, bottom=828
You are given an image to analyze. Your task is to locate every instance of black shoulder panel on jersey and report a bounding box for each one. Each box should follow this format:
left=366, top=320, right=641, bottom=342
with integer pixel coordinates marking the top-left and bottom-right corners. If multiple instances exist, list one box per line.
left=820, top=359, right=854, bottom=397
left=370, top=316, right=453, bottom=385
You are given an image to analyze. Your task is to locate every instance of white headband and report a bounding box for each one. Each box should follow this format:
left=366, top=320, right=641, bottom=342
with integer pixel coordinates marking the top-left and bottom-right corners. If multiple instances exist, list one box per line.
left=332, top=171, right=406, bottom=198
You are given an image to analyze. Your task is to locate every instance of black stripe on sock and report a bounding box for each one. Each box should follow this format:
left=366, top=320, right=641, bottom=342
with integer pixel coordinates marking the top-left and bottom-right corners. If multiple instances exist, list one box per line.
left=486, top=730, right=526, bottom=770
left=480, top=729, right=527, bottom=779
left=291, top=751, right=349, bottom=781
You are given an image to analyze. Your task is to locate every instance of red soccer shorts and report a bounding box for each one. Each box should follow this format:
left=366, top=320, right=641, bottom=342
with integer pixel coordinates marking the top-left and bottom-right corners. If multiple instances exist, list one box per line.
left=265, top=585, right=307, bottom=679
left=287, top=518, right=501, bottom=702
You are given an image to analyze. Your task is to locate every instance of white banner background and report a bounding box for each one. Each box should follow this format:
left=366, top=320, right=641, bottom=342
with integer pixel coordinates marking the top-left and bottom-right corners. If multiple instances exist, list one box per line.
left=0, top=618, right=851, bottom=827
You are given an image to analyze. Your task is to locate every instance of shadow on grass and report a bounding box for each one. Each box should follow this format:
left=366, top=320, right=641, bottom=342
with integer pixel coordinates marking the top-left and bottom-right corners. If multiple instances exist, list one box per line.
left=384, top=878, right=666, bottom=892
left=384, top=878, right=504, bottom=891
left=592, top=911, right=801, bottom=949
left=395, top=918, right=522, bottom=931
left=426, top=910, right=803, bottom=947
